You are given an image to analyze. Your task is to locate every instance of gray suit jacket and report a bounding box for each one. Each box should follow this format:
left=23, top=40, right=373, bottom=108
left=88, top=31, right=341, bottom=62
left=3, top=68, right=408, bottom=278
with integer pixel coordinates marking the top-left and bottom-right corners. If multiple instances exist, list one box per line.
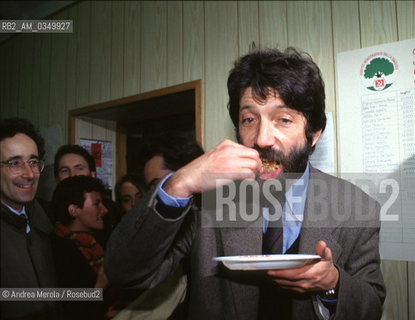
left=105, top=167, right=385, bottom=319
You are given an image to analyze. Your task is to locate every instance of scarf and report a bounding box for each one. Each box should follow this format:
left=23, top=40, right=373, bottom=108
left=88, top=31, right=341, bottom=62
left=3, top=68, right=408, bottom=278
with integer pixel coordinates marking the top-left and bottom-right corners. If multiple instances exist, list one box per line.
left=55, top=222, right=104, bottom=274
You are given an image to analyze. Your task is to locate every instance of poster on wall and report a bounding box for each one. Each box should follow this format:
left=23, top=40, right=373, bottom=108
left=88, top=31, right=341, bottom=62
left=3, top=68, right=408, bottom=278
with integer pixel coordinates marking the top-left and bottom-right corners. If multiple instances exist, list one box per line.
left=79, top=138, right=113, bottom=190
left=337, top=38, right=415, bottom=261
left=309, top=112, right=335, bottom=174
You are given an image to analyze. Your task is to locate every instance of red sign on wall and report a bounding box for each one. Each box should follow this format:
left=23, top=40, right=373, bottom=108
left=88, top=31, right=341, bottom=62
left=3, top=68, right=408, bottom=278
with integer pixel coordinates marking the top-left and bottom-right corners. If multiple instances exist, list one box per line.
left=91, top=143, right=102, bottom=167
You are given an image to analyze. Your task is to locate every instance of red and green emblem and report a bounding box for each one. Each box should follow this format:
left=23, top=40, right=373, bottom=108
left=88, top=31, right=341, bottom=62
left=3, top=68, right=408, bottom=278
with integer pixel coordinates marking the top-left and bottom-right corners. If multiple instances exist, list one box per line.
left=360, top=52, right=398, bottom=91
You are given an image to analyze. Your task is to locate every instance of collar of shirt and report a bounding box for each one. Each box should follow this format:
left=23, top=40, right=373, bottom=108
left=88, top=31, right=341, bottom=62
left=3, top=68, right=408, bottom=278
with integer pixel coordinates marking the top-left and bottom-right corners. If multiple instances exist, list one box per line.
left=1, top=202, right=30, bottom=233
left=1, top=201, right=26, bottom=216
left=263, top=161, right=310, bottom=253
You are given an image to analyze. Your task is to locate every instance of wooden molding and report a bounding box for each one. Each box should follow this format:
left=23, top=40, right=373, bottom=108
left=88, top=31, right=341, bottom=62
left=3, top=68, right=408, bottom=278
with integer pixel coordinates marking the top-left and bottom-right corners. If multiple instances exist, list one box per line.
left=68, top=79, right=203, bottom=183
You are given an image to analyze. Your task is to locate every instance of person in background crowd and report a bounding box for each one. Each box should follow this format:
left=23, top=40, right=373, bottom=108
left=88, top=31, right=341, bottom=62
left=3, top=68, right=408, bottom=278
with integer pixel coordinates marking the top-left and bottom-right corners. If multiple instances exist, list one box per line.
left=114, top=174, right=147, bottom=215
left=0, top=117, right=62, bottom=320
left=50, top=175, right=110, bottom=320
left=54, top=144, right=97, bottom=182
left=106, top=131, right=204, bottom=320
left=105, top=48, right=385, bottom=319
left=53, top=144, right=118, bottom=247
left=141, top=131, right=204, bottom=189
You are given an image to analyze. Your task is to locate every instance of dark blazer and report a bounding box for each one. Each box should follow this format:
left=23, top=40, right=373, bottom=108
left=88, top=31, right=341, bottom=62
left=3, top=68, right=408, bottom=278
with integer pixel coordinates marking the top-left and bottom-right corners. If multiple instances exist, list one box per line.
left=105, top=166, right=385, bottom=320
left=0, top=201, right=63, bottom=320
left=51, top=234, right=106, bottom=320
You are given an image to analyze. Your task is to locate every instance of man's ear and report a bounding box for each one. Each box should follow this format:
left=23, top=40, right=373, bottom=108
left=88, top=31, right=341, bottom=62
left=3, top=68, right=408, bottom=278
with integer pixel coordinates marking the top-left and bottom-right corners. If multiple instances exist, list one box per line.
left=68, top=204, right=78, bottom=218
left=312, top=129, right=322, bottom=147
left=91, top=171, right=96, bottom=178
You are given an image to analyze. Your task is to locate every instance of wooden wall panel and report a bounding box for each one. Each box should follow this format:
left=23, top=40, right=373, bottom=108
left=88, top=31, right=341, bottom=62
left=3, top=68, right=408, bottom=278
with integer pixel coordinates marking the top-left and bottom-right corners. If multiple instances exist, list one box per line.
left=0, top=44, right=5, bottom=115
left=123, top=1, right=141, bottom=96
left=141, top=1, right=167, bottom=92
left=110, top=1, right=124, bottom=100
left=65, top=5, right=78, bottom=116
left=237, top=1, right=259, bottom=56
left=167, top=1, right=184, bottom=86
left=91, top=119, right=107, bottom=140
left=75, top=118, right=92, bottom=142
left=332, top=1, right=360, bottom=54
left=183, top=1, right=205, bottom=146
left=74, top=2, right=92, bottom=143
left=204, top=1, right=238, bottom=149
left=30, top=34, right=42, bottom=128
left=409, top=262, right=415, bottom=320
left=38, top=34, right=51, bottom=129
left=396, top=0, right=415, bottom=40
left=8, top=38, right=21, bottom=118
left=359, top=1, right=398, bottom=47
left=286, top=1, right=336, bottom=172
left=331, top=1, right=360, bottom=172
left=48, top=23, right=67, bottom=141
left=381, top=260, right=408, bottom=320
left=76, top=1, right=91, bottom=108
left=18, top=35, right=34, bottom=121
left=258, top=1, right=287, bottom=49
left=287, top=1, right=335, bottom=115
left=183, top=1, right=204, bottom=82
left=90, top=1, right=112, bottom=105
left=0, top=41, right=13, bottom=117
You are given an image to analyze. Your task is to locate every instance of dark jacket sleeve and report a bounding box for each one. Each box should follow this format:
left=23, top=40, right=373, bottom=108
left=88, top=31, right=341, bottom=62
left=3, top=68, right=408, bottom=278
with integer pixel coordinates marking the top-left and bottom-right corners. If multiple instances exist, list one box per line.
left=333, top=217, right=386, bottom=319
left=305, top=168, right=386, bottom=320
left=104, top=187, right=195, bottom=289
left=328, top=183, right=386, bottom=319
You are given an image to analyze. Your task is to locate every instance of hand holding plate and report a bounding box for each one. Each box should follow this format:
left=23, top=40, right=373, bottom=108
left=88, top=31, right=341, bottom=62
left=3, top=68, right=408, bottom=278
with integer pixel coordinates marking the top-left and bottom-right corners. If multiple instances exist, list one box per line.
left=266, top=241, right=339, bottom=294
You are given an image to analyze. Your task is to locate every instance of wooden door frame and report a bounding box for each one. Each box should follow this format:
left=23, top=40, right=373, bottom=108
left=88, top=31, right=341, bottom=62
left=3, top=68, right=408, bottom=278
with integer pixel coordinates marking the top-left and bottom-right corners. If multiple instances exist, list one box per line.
left=68, top=79, right=203, bottom=181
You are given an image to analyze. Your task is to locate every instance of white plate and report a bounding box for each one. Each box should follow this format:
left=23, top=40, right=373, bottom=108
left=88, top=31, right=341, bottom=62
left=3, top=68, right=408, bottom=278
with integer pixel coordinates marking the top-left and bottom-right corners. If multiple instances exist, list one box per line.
left=213, top=254, right=321, bottom=270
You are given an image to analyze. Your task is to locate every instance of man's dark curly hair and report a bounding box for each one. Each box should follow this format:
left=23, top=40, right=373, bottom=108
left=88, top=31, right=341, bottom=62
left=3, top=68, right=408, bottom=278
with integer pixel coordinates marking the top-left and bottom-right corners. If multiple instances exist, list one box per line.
left=54, top=144, right=96, bottom=178
left=227, top=47, right=326, bottom=148
left=0, top=117, right=45, bottom=159
left=141, top=131, right=204, bottom=171
left=52, top=175, right=106, bottom=225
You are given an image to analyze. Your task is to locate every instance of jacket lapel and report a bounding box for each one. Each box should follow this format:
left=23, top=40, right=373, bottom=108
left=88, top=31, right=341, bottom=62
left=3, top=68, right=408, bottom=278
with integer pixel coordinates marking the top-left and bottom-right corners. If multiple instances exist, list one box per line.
left=299, top=166, right=343, bottom=264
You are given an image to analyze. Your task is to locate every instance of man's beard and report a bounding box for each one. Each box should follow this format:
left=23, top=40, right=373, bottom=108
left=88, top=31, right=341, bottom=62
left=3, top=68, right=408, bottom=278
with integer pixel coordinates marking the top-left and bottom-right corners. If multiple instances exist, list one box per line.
left=254, top=141, right=312, bottom=199
left=254, top=141, right=312, bottom=175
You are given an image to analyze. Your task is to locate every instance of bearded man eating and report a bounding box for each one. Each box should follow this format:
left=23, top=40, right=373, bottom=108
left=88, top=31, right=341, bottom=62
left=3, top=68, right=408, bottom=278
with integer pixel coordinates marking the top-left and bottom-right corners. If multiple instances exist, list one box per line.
left=105, top=47, right=385, bottom=320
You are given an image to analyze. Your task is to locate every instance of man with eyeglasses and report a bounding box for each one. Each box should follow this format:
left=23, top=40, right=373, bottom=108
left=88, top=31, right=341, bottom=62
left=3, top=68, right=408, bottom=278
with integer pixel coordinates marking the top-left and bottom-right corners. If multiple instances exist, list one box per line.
left=0, top=117, right=62, bottom=320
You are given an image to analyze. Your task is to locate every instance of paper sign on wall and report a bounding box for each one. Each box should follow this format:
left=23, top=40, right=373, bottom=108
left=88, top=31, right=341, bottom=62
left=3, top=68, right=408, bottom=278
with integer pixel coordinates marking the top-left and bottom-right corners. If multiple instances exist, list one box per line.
left=79, top=139, right=113, bottom=190
left=337, top=38, right=415, bottom=261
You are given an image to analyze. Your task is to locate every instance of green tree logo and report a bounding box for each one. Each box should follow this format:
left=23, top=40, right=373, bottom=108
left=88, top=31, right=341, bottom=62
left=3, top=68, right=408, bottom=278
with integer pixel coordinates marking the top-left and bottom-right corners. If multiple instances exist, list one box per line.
left=364, top=58, right=394, bottom=79
left=360, top=53, right=398, bottom=91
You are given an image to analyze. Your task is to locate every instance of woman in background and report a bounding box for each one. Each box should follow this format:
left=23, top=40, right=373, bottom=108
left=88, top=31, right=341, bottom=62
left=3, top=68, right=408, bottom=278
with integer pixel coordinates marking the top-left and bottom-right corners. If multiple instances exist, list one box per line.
left=114, top=174, right=147, bottom=215
left=51, top=175, right=110, bottom=320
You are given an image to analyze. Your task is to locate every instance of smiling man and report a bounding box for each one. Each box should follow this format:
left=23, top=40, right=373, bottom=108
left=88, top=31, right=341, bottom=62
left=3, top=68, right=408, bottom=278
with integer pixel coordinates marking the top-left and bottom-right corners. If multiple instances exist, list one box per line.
left=54, top=144, right=97, bottom=182
left=0, top=117, right=62, bottom=320
left=105, top=48, right=385, bottom=320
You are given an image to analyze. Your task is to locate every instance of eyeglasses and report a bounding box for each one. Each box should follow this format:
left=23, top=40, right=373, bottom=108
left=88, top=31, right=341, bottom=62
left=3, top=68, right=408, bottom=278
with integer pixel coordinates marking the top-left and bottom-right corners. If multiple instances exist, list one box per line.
left=0, top=159, right=44, bottom=174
